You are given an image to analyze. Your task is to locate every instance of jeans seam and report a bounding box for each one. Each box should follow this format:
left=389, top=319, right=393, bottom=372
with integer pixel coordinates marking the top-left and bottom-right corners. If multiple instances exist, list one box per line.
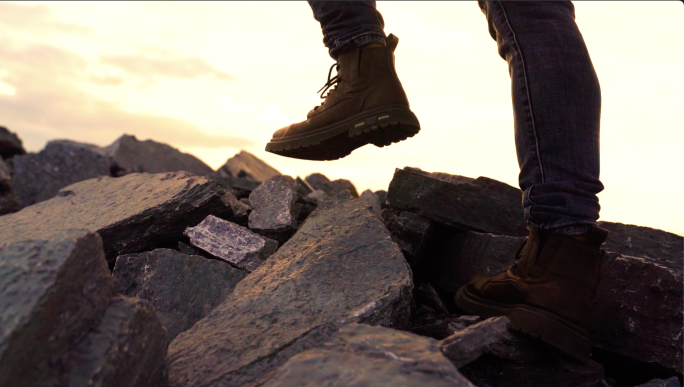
left=495, top=1, right=545, bottom=184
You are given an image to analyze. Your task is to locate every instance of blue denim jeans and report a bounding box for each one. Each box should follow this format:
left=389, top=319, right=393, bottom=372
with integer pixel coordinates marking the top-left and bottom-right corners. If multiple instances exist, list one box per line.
left=308, top=1, right=603, bottom=236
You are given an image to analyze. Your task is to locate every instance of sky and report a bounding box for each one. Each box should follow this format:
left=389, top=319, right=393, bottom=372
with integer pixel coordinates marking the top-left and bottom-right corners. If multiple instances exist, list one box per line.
left=0, top=1, right=682, bottom=236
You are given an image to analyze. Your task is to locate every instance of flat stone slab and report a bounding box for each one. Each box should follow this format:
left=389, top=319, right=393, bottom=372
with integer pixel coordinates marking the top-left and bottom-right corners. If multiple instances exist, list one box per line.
left=0, top=171, right=239, bottom=266
left=598, top=221, right=683, bottom=267
left=386, top=167, right=527, bottom=237
left=218, top=150, right=280, bottom=183
left=113, top=248, right=247, bottom=339
left=262, top=323, right=475, bottom=387
left=248, top=175, right=298, bottom=241
left=167, top=191, right=413, bottom=387
left=440, top=316, right=509, bottom=368
left=103, top=134, right=215, bottom=177
left=0, top=158, right=18, bottom=215
left=0, top=126, right=25, bottom=159
left=11, top=140, right=111, bottom=208
left=0, top=229, right=114, bottom=386
left=66, top=295, right=168, bottom=387
left=185, top=215, right=278, bottom=272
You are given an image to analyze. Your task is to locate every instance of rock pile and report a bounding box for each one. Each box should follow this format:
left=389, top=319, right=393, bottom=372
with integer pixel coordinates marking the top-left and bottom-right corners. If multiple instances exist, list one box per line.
left=0, top=127, right=681, bottom=387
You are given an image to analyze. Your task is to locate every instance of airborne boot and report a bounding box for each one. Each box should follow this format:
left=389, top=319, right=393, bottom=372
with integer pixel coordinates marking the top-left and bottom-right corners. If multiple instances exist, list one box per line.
left=265, top=34, right=420, bottom=161
left=455, top=226, right=608, bottom=363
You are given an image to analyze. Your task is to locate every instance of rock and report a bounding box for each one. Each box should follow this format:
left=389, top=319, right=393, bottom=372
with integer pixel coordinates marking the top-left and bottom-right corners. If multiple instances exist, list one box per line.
left=0, top=171, right=239, bottom=266
left=11, top=140, right=112, bottom=208
left=598, top=221, right=683, bottom=267
left=0, top=158, right=19, bottom=215
left=386, top=167, right=527, bottom=237
left=248, top=175, right=298, bottom=241
left=417, top=283, right=451, bottom=316
left=307, top=189, right=328, bottom=203
left=177, top=241, right=199, bottom=255
left=591, top=252, right=683, bottom=373
left=167, top=190, right=413, bottom=387
left=388, top=211, right=433, bottom=257
left=0, top=126, right=25, bottom=159
left=103, top=134, right=215, bottom=177
left=113, top=248, right=246, bottom=340
left=296, top=176, right=314, bottom=195
left=360, top=189, right=382, bottom=218
left=375, top=189, right=388, bottom=208
left=305, top=172, right=333, bottom=191
left=221, top=191, right=251, bottom=225
left=184, top=215, right=278, bottom=272
left=329, top=178, right=359, bottom=197
left=440, top=316, right=509, bottom=368
left=635, top=377, right=681, bottom=387
left=408, top=306, right=462, bottom=340
left=217, top=150, right=280, bottom=182
left=66, top=295, right=168, bottom=387
left=0, top=229, right=115, bottom=387
left=262, top=323, right=475, bottom=387
left=213, top=175, right=262, bottom=199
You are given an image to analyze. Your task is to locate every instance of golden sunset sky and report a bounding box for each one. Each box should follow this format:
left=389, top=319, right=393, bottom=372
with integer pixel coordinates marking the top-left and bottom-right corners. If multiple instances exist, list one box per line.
left=1, top=1, right=682, bottom=235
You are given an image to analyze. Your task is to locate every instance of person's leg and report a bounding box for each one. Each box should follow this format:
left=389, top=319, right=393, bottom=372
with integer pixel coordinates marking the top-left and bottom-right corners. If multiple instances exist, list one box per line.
left=265, top=2, right=420, bottom=161
left=455, top=1, right=608, bottom=363
left=308, top=1, right=387, bottom=59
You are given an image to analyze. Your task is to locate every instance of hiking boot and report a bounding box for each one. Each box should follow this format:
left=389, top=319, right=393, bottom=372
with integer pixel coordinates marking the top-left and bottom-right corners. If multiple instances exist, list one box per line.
left=454, top=226, right=608, bottom=363
left=265, top=34, right=420, bottom=161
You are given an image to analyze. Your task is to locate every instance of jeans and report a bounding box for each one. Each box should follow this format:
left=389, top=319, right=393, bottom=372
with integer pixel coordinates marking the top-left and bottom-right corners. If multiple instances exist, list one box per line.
left=308, top=1, right=603, bottom=236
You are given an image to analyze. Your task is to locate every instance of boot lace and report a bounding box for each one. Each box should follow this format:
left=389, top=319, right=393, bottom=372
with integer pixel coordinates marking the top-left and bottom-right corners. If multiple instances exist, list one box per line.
left=313, top=63, right=340, bottom=109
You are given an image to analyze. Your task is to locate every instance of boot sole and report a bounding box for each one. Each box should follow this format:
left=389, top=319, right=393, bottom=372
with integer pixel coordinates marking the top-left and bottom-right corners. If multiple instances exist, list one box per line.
left=454, top=286, right=592, bottom=363
left=265, top=105, right=420, bottom=161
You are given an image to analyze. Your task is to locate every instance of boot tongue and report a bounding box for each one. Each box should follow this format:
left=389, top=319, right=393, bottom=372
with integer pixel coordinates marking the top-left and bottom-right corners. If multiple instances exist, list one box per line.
left=584, top=226, right=609, bottom=248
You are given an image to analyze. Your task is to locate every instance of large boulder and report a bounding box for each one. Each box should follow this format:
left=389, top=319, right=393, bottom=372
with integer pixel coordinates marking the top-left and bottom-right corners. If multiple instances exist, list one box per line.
left=0, top=229, right=115, bottom=387
left=0, top=126, right=25, bottom=159
left=0, top=171, right=240, bottom=266
left=11, top=140, right=111, bottom=208
left=103, top=134, right=215, bottom=178
left=167, top=191, right=413, bottom=387
left=262, top=323, right=475, bottom=387
left=0, top=158, right=19, bottom=215
left=66, top=295, right=168, bottom=387
left=386, top=167, right=527, bottom=237
left=113, top=248, right=247, bottom=339
left=248, top=175, right=299, bottom=241
left=217, top=150, right=280, bottom=182
left=598, top=221, right=683, bottom=267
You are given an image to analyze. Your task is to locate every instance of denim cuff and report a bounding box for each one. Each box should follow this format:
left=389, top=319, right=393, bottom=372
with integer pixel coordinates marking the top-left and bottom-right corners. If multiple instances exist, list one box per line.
left=329, top=32, right=386, bottom=59
left=529, top=221, right=594, bottom=236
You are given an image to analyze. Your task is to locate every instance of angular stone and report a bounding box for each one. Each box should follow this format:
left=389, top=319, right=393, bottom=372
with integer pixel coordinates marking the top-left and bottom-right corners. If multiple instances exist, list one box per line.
left=417, top=283, right=450, bottom=316
left=388, top=211, right=433, bottom=257
left=305, top=172, right=333, bottom=192
left=360, top=189, right=382, bottom=218
left=307, top=189, right=328, bottom=203
left=66, top=295, right=168, bottom=387
left=0, top=126, right=25, bottom=159
left=0, top=171, right=239, bottom=266
left=248, top=175, right=298, bottom=241
left=440, top=316, right=509, bottom=368
left=386, top=167, right=527, bottom=237
left=598, top=221, right=683, bottom=267
left=217, top=150, right=280, bottom=182
left=177, top=241, right=199, bottom=255
left=296, top=176, right=314, bottom=195
left=184, top=215, right=278, bottom=272
left=0, top=229, right=115, bottom=387
left=329, top=178, right=359, bottom=197
left=375, top=189, right=388, bottom=208
left=0, top=158, right=19, bottom=215
left=262, top=324, right=475, bottom=387
left=11, top=140, right=112, bottom=208
left=591, top=252, right=683, bottom=372
left=635, top=377, right=681, bottom=387
left=214, top=175, right=262, bottom=199
left=113, top=248, right=246, bottom=339
left=167, top=190, right=413, bottom=387
left=103, top=134, right=215, bottom=177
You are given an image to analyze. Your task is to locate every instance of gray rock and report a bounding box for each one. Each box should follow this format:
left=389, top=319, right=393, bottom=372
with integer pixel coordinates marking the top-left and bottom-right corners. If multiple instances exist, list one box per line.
left=307, top=189, right=328, bottom=203
left=386, top=167, right=527, bottom=237
left=635, top=377, right=681, bottom=387
left=598, top=221, right=683, bottom=267
left=0, top=171, right=239, bottom=266
left=375, top=189, right=388, bottom=207
left=217, top=150, right=280, bottom=182
left=221, top=191, right=251, bottom=225
left=591, top=252, right=683, bottom=372
left=11, top=140, right=111, bottom=208
left=184, top=215, right=278, bottom=272
left=0, top=126, right=25, bottom=159
left=296, top=176, right=314, bottom=195
left=66, top=295, right=168, bottom=387
left=388, top=211, right=433, bottom=257
left=248, top=175, right=298, bottom=241
left=103, top=134, right=215, bottom=177
left=262, top=323, right=475, bottom=387
left=113, top=248, right=246, bottom=339
left=360, top=189, right=382, bottom=218
left=0, top=158, right=18, bottom=215
left=167, top=190, right=413, bottom=387
left=305, top=172, right=333, bottom=192
left=213, top=175, right=262, bottom=199
left=0, top=229, right=115, bottom=387
left=440, top=316, right=509, bottom=368
left=329, top=178, right=359, bottom=197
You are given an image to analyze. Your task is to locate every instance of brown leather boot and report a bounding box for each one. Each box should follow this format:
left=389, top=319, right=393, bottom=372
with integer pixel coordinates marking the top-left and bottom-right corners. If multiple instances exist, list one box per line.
left=454, top=226, right=608, bottom=363
left=265, top=34, right=420, bottom=161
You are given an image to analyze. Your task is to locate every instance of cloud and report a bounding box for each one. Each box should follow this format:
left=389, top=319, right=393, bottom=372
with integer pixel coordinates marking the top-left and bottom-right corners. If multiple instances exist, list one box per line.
left=0, top=2, right=91, bottom=36
left=99, top=54, right=233, bottom=82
